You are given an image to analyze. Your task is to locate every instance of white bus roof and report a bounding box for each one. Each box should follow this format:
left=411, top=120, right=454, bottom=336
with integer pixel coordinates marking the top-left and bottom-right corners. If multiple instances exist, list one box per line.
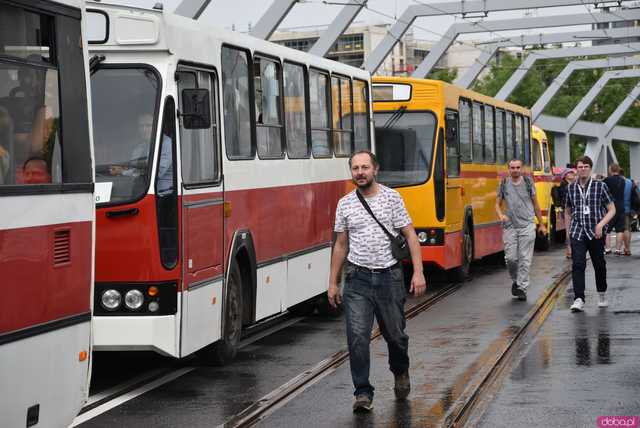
left=86, top=1, right=370, bottom=81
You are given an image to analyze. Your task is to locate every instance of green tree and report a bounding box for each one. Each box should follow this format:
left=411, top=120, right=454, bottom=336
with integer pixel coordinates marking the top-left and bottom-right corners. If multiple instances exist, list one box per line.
left=427, top=67, right=458, bottom=83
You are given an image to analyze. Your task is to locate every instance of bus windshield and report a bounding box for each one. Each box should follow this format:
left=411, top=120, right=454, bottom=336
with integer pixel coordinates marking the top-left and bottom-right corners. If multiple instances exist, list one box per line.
left=91, top=67, right=159, bottom=205
left=374, top=111, right=436, bottom=187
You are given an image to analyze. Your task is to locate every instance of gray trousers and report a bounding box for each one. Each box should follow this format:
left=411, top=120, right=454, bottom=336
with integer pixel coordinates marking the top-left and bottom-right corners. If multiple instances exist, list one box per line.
left=503, top=223, right=536, bottom=289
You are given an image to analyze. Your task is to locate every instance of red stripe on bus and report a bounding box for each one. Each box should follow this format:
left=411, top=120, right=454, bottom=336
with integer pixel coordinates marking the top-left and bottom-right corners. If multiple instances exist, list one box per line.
left=0, top=221, right=92, bottom=335
left=96, top=180, right=352, bottom=290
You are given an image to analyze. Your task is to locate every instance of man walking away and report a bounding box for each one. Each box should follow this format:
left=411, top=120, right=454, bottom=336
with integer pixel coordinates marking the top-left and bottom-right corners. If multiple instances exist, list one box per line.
left=565, top=156, right=616, bottom=312
left=620, top=169, right=633, bottom=256
left=603, top=164, right=628, bottom=255
left=327, top=150, right=427, bottom=412
left=495, top=159, right=546, bottom=301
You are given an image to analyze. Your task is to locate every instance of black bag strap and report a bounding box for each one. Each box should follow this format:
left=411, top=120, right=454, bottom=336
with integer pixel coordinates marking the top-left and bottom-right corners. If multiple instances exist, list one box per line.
left=356, top=190, right=396, bottom=240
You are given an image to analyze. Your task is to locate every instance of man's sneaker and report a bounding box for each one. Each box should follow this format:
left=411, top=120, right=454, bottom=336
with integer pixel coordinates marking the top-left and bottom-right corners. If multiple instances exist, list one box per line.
left=598, top=293, right=609, bottom=308
left=353, top=394, right=373, bottom=412
left=394, top=372, right=411, bottom=400
left=570, top=298, right=585, bottom=312
left=514, top=286, right=527, bottom=301
left=511, top=282, right=518, bottom=297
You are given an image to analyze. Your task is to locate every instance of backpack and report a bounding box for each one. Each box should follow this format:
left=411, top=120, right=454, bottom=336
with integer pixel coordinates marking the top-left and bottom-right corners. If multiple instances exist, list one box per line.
left=500, top=175, right=534, bottom=200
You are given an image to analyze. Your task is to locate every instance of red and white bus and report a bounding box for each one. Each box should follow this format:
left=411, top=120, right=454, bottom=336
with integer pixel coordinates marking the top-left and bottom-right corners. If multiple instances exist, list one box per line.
left=87, top=2, right=372, bottom=363
left=0, top=0, right=94, bottom=426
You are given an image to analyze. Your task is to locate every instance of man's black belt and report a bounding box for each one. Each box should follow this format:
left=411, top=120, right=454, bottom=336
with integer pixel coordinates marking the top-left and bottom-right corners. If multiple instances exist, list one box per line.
left=350, top=262, right=400, bottom=274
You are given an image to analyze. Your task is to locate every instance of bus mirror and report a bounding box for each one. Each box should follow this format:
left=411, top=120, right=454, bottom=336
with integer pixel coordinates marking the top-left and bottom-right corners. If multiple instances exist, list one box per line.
left=181, top=88, right=211, bottom=129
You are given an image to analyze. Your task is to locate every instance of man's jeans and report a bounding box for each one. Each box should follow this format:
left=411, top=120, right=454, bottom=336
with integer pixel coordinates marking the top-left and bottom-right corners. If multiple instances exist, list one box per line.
left=342, top=264, right=409, bottom=399
left=571, top=236, right=607, bottom=301
left=503, top=223, right=536, bottom=289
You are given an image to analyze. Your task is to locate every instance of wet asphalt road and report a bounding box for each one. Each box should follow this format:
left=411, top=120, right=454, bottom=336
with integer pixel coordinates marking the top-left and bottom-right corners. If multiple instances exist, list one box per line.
left=78, top=241, right=636, bottom=428
left=476, top=243, right=640, bottom=427
left=258, top=249, right=571, bottom=427
left=80, top=265, right=457, bottom=427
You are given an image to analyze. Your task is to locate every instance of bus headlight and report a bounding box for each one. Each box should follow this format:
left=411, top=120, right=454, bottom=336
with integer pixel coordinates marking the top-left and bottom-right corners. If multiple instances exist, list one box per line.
left=417, top=231, right=428, bottom=243
left=124, top=289, right=144, bottom=310
left=101, top=289, right=122, bottom=311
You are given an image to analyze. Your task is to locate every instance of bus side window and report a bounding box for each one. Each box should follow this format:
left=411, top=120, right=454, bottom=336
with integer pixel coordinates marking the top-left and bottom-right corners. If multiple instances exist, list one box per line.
left=523, top=116, right=531, bottom=166
left=472, top=102, right=484, bottom=163
left=505, top=112, right=514, bottom=160
left=352, top=79, right=370, bottom=152
left=309, top=69, right=331, bottom=158
left=331, top=75, right=353, bottom=157
left=254, top=56, right=284, bottom=159
left=283, top=62, right=310, bottom=159
left=495, top=109, right=505, bottom=164
left=458, top=99, right=472, bottom=162
left=222, top=46, right=254, bottom=160
left=532, top=138, right=543, bottom=171
left=514, top=114, right=523, bottom=162
left=445, top=109, right=459, bottom=177
left=543, top=141, right=551, bottom=173
left=177, top=69, right=219, bottom=185
left=484, top=105, right=495, bottom=164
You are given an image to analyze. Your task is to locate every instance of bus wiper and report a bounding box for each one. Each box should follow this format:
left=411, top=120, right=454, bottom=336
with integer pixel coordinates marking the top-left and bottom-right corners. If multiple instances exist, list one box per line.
left=89, top=55, right=106, bottom=74
left=382, top=106, right=407, bottom=129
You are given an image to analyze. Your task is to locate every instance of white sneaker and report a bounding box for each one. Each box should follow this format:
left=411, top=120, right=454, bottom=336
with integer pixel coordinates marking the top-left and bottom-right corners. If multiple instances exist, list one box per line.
left=571, top=298, right=585, bottom=312
left=598, top=293, right=609, bottom=308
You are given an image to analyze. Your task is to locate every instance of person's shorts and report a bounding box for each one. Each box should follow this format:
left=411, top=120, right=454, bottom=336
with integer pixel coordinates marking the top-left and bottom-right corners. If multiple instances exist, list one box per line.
left=611, top=212, right=629, bottom=233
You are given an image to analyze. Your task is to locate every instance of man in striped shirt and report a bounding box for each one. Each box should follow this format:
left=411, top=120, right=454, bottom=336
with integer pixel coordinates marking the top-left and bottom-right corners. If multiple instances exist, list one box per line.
left=565, top=156, right=616, bottom=312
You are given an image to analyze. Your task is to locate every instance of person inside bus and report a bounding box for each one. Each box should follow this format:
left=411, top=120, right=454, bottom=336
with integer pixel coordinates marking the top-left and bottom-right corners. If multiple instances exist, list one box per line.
left=0, top=106, right=12, bottom=184
left=22, top=156, right=51, bottom=184
left=109, top=112, right=153, bottom=178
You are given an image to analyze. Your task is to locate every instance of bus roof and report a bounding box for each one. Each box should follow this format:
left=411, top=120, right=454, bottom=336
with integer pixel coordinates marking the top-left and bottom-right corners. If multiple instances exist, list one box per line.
left=86, top=1, right=370, bottom=81
left=372, top=76, right=530, bottom=116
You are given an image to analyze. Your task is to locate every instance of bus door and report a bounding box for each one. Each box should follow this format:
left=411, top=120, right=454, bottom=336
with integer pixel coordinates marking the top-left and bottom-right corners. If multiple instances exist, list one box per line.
left=175, top=66, right=225, bottom=356
left=445, top=110, right=463, bottom=228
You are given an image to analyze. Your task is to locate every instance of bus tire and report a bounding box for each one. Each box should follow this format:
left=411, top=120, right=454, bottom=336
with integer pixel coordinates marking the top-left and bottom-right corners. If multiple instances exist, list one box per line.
left=452, top=220, right=473, bottom=282
left=199, top=263, right=243, bottom=366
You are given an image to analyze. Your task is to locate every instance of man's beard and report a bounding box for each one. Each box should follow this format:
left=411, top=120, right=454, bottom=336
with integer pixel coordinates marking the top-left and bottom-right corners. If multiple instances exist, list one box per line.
left=354, top=176, right=374, bottom=189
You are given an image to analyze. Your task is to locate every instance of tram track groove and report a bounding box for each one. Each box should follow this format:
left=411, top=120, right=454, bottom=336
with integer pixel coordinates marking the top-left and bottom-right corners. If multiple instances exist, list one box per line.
left=220, top=281, right=464, bottom=428
left=442, top=265, right=573, bottom=428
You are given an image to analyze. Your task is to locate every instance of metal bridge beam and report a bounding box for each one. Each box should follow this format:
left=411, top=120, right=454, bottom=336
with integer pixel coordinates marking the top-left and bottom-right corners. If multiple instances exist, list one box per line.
left=174, top=0, right=213, bottom=19
left=456, top=26, right=640, bottom=88
left=309, top=0, right=367, bottom=57
left=532, top=56, right=640, bottom=120
left=364, top=1, right=639, bottom=74
left=412, top=9, right=640, bottom=79
left=537, top=69, right=640, bottom=176
left=251, top=0, right=298, bottom=39
left=495, top=41, right=640, bottom=100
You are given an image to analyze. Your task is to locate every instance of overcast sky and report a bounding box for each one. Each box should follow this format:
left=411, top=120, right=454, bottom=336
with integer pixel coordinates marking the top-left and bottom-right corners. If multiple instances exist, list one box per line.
left=122, top=0, right=615, bottom=44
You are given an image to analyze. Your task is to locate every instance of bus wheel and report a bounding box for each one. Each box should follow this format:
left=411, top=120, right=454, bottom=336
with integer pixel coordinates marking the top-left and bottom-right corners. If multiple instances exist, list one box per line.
left=199, top=263, right=243, bottom=365
left=536, top=230, right=550, bottom=251
left=452, top=223, right=472, bottom=282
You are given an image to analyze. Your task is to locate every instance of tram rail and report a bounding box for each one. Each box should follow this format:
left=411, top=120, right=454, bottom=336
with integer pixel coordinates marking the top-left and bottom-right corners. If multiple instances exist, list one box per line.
left=220, top=280, right=465, bottom=428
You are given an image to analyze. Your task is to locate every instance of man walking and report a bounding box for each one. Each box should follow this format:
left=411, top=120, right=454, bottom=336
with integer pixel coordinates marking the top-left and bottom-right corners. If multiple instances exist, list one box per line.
left=327, top=150, right=427, bottom=412
left=565, top=156, right=616, bottom=312
left=603, top=164, right=630, bottom=256
left=495, top=159, right=546, bottom=301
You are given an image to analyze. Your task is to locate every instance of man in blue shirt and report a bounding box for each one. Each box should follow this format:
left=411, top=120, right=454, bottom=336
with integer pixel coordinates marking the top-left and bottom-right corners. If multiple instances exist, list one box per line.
left=565, top=156, right=616, bottom=312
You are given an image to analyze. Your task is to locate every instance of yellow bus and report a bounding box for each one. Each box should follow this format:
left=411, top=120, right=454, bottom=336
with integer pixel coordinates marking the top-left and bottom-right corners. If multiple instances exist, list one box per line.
left=531, top=125, right=565, bottom=250
left=372, top=76, right=536, bottom=279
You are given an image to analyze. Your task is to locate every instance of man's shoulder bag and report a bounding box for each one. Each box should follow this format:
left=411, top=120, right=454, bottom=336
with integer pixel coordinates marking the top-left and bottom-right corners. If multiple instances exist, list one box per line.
left=356, top=190, right=411, bottom=262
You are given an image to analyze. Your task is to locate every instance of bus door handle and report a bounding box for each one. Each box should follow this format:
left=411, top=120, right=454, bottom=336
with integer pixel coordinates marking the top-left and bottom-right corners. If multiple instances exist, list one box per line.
left=106, top=208, right=140, bottom=218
